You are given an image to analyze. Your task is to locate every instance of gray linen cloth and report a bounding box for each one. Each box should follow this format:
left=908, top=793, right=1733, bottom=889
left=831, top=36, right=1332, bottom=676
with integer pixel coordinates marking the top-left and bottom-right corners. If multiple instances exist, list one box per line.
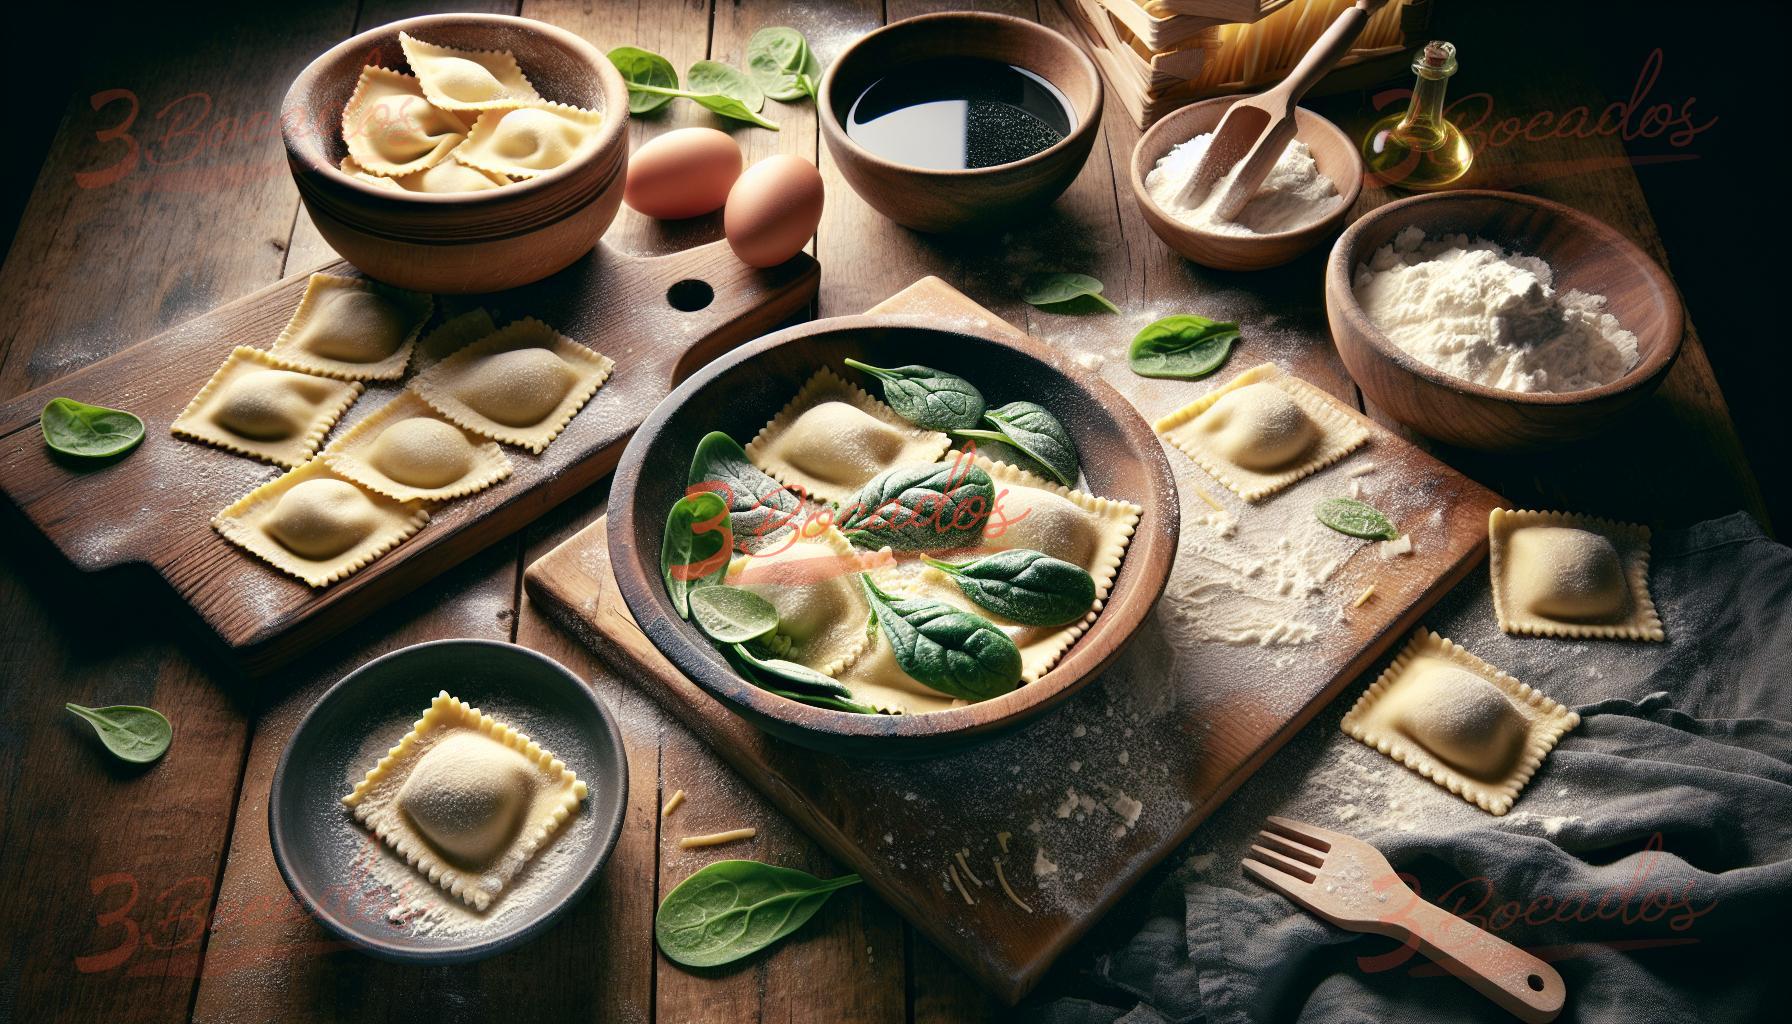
left=1029, top=513, right=1792, bottom=1024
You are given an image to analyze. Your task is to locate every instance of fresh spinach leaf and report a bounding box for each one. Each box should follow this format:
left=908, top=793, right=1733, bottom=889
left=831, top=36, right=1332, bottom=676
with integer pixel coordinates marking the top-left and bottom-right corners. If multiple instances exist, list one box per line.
left=688, top=60, right=766, bottom=112
left=65, top=703, right=171, bottom=764
left=839, top=462, right=993, bottom=551
left=656, top=860, right=862, bottom=967
left=662, top=491, right=732, bottom=618
left=688, top=431, right=800, bottom=550
left=746, top=27, right=820, bottom=102
left=841, top=359, right=985, bottom=431
left=1316, top=497, right=1399, bottom=541
left=921, top=549, right=1095, bottom=627
left=41, top=398, right=144, bottom=459
left=859, top=574, right=1021, bottom=701
left=953, top=401, right=1078, bottom=487
left=690, top=586, right=779, bottom=644
left=607, top=46, right=680, bottom=113
left=730, top=642, right=855, bottom=699
left=1128, top=315, right=1241, bottom=379
left=1022, top=272, right=1120, bottom=314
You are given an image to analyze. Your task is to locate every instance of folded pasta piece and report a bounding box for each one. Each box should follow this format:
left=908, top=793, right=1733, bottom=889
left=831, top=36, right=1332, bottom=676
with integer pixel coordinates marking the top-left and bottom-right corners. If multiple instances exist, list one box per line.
left=453, top=102, right=604, bottom=179
left=213, top=458, right=428, bottom=588
left=411, top=317, right=613, bottom=453
left=171, top=347, right=362, bottom=467
left=1154, top=363, right=1369, bottom=502
left=343, top=691, right=586, bottom=911
left=341, top=66, right=469, bottom=178
left=324, top=391, right=513, bottom=502
left=1489, top=508, right=1662, bottom=641
left=410, top=307, right=498, bottom=373
left=745, top=368, right=950, bottom=505
left=725, top=526, right=874, bottom=677
left=269, top=273, right=434, bottom=381
left=399, top=32, right=541, bottom=111
left=341, top=154, right=510, bottom=193
left=1341, top=628, right=1581, bottom=815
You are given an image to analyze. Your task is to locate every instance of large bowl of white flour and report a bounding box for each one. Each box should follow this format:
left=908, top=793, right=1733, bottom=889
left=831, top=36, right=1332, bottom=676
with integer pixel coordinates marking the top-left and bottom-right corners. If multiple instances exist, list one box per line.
left=1325, top=190, right=1684, bottom=451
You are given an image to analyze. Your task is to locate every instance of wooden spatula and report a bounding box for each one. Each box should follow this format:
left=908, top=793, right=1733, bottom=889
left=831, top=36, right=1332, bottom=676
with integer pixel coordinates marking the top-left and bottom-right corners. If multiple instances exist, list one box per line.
left=1175, top=0, right=1388, bottom=219
left=1244, top=816, right=1566, bottom=1023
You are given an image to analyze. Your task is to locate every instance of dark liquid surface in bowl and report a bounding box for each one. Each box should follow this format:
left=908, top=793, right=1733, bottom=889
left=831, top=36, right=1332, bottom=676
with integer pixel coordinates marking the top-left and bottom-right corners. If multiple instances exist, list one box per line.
left=845, top=57, right=1073, bottom=170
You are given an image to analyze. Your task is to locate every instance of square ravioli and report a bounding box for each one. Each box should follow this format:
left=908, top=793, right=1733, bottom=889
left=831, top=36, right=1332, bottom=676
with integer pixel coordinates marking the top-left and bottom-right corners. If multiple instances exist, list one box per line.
left=212, top=459, right=428, bottom=588
left=725, top=526, right=875, bottom=678
left=323, top=391, right=512, bottom=502
left=1342, top=629, right=1581, bottom=815
left=171, top=346, right=362, bottom=467
left=399, top=32, right=541, bottom=111
left=1489, top=509, right=1663, bottom=641
left=745, top=368, right=950, bottom=505
left=411, top=317, right=613, bottom=453
left=343, top=691, right=586, bottom=911
left=341, top=66, right=469, bottom=178
left=269, top=273, right=434, bottom=381
left=865, top=455, right=1141, bottom=688
left=1153, top=362, right=1369, bottom=502
left=454, top=103, right=605, bottom=179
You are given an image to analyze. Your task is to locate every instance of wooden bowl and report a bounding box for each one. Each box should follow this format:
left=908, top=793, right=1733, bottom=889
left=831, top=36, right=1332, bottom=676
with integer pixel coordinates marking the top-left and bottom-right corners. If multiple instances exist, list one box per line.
left=607, top=316, right=1180, bottom=759
left=1325, top=190, right=1685, bottom=451
left=1130, top=95, right=1363, bottom=271
left=281, top=14, right=629, bottom=293
left=817, top=12, right=1103, bottom=234
left=268, top=640, right=629, bottom=961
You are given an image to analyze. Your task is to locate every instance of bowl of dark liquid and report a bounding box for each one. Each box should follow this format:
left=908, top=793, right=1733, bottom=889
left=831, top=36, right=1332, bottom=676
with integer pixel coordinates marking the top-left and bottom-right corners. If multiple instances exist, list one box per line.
left=820, top=12, right=1103, bottom=233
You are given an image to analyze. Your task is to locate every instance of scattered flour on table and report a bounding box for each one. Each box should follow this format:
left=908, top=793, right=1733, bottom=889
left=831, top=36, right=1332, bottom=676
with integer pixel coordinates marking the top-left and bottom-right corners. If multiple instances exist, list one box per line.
left=1352, top=227, right=1639, bottom=393
left=1145, top=132, right=1344, bottom=236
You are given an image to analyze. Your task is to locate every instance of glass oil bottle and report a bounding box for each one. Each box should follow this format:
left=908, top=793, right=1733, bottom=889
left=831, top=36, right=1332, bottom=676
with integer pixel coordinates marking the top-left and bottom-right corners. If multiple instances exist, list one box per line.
left=1363, top=41, right=1474, bottom=190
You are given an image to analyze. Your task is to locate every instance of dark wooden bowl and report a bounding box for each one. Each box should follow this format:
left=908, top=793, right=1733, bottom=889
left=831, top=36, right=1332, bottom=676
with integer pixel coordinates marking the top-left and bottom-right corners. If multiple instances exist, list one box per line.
left=817, top=12, right=1103, bottom=234
left=607, top=316, right=1180, bottom=759
left=1131, top=95, right=1363, bottom=271
left=281, top=14, right=629, bottom=293
left=268, top=639, right=629, bottom=961
left=1325, top=190, right=1685, bottom=451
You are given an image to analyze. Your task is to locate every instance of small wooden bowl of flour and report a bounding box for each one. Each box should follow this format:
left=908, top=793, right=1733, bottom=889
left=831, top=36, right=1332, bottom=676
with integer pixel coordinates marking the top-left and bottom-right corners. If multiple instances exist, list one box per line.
left=1325, top=190, right=1684, bottom=451
left=1130, top=95, right=1363, bottom=271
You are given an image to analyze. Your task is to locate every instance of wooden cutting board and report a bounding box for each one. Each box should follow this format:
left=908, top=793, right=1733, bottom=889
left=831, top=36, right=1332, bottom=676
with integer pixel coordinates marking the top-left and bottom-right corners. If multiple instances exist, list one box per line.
left=523, top=276, right=1503, bottom=1004
left=0, top=241, right=816, bottom=673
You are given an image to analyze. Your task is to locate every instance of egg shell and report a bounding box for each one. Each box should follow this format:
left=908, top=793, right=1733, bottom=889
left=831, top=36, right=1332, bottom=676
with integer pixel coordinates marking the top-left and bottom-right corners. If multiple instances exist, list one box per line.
left=724, top=155, right=825, bottom=269
left=623, top=127, right=743, bottom=220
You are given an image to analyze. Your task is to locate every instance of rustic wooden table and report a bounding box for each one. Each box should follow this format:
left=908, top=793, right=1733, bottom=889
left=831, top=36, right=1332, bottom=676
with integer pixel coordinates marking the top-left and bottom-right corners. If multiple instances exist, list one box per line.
left=0, top=2, right=1769, bottom=1023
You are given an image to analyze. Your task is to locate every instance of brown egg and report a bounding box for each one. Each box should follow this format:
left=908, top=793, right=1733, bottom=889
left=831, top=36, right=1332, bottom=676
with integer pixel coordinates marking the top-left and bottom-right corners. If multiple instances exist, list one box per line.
left=623, top=127, right=742, bottom=220
left=724, top=155, right=825, bottom=268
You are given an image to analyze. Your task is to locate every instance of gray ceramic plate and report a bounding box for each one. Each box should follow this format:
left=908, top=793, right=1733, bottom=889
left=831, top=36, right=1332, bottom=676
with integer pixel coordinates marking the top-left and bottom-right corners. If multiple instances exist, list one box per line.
left=268, top=639, right=628, bottom=961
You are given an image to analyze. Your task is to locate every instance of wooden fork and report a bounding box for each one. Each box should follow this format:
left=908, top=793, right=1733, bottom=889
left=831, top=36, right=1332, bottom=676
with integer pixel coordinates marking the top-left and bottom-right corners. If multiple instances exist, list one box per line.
left=1175, top=0, right=1389, bottom=220
left=1244, top=816, right=1566, bottom=1023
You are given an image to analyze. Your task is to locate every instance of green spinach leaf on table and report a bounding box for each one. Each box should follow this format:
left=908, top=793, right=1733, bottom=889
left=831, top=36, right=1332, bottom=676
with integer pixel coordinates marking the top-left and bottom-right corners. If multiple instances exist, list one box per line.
left=41, top=398, right=144, bottom=459
left=1128, top=315, right=1241, bottom=379
left=1316, top=497, right=1399, bottom=541
left=65, top=703, right=171, bottom=763
left=656, top=860, right=863, bottom=967
left=746, top=27, right=820, bottom=102
left=1022, top=272, right=1120, bottom=314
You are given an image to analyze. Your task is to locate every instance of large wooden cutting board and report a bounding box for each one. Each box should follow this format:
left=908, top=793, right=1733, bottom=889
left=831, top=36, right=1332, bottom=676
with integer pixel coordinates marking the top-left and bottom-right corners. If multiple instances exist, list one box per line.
left=0, top=241, right=816, bottom=673
left=523, top=276, right=1503, bottom=1004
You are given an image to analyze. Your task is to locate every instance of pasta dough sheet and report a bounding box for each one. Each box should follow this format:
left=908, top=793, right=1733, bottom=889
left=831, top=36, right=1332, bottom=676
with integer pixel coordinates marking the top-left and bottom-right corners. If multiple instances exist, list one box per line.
left=269, top=273, right=434, bottom=381
left=213, top=458, right=428, bottom=588
left=1153, top=362, right=1369, bottom=502
left=745, top=368, right=950, bottom=505
left=411, top=317, right=613, bottom=454
left=171, top=346, right=363, bottom=467
left=343, top=691, right=587, bottom=911
left=1489, top=508, right=1663, bottom=641
left=1341, top=628, right=1580, bottom=815
left=323, top=391, right=513, bottom=502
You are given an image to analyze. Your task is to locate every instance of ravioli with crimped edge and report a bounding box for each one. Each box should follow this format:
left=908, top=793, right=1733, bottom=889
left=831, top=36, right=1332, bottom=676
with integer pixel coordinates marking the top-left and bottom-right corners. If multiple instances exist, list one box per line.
left=745, top=368, right=950, bottom=505
left=212, top=459, right=428, bottom=588
left=1488, top=508, right=1662, bottom=641
left=398, top=31, right=541, bottom=112
left=341, top=66, right=469, bottom=178
left=269, top=273, right=434, bottom=382
left=323, top=391, right=512, bottom=503
left=171, top=346, right=362, bottom=467
left=411, top=317, right=613, bottom=454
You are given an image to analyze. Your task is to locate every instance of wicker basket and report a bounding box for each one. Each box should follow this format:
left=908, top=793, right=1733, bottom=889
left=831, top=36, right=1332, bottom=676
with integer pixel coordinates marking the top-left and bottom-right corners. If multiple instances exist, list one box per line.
left=1058, top=0, right=1434, bottom=128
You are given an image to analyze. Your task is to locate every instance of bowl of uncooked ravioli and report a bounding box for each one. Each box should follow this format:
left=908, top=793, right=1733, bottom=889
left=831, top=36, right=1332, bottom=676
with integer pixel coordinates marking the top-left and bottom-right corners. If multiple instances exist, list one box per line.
left=281, top=13, right=630, bottom=293
left=268, top=639, right=629, bottom=962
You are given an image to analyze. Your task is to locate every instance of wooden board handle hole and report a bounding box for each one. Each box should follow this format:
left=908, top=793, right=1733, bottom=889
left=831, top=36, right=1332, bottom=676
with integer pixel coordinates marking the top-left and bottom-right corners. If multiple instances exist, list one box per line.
left=666, top=278, right=714, bottom=312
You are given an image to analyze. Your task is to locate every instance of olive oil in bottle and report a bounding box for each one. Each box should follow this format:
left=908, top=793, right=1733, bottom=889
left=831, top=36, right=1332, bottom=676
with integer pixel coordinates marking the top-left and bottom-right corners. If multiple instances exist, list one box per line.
left=1363, top=41, right=1474, bottom=190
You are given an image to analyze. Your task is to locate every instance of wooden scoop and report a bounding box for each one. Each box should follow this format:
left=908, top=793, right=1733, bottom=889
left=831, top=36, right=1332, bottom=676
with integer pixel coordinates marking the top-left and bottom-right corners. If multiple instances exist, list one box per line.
left=1175, top=0, right=1388, bottom=219
left=1244, top=816, right=1567, bottom=1023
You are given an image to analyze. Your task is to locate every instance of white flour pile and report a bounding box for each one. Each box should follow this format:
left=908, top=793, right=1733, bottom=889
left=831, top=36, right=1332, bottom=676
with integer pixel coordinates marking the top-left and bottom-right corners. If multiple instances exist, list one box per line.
left=1145, top=132, right=1343, bottom=236
left=1352, top=226, right=1640, bottom=393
